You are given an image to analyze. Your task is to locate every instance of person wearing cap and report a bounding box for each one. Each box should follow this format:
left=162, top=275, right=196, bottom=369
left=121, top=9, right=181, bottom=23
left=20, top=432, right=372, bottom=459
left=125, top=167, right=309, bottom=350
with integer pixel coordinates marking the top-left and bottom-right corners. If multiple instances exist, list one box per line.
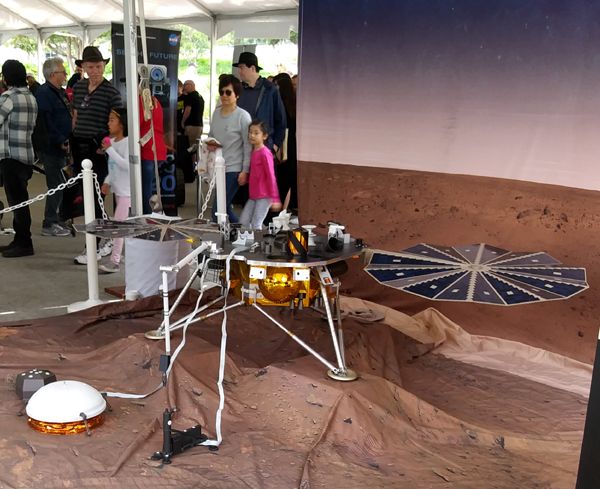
left=26, top=73, right=41, bottom=95
left=233, top=52, right=286, bottom=153
left=34, top=57, right=72, bottom=238
left=0, top=60, right=38, bottom=258
left=71, top=46, right=122, bottom=265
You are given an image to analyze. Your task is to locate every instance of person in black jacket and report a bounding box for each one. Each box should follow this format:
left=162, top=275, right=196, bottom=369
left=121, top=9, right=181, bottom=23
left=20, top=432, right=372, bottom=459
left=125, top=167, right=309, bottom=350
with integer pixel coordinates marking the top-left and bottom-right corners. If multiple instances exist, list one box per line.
left=234, top=52, right=286, bottom=152
left=233, top=52, right=286, bottom=207
left=272, top=73, right=297, bottom=211
left=34, top=57, right=72, bottom=237
left=67, top=65, right=84, bottom=89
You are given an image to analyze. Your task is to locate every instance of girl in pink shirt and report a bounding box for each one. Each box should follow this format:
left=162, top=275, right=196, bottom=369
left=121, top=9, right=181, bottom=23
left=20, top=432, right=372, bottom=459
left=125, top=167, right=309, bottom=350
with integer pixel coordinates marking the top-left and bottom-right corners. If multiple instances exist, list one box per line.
left=239, top=120, right=281, bottom=229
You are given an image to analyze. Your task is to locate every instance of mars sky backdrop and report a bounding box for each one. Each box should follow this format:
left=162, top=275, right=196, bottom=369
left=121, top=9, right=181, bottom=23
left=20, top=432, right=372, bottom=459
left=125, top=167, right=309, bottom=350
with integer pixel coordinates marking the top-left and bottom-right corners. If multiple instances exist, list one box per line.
left=298, top=0, right=600, bottom=190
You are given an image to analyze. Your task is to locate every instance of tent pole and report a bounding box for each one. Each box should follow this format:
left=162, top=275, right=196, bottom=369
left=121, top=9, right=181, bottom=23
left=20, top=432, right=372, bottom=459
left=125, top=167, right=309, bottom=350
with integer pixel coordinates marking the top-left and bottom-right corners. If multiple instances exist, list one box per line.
left=36, top=30, right=44, bottom=80
left=123, top=0, right=144, bottom=216
left=209, top=17, right=217, bottom=121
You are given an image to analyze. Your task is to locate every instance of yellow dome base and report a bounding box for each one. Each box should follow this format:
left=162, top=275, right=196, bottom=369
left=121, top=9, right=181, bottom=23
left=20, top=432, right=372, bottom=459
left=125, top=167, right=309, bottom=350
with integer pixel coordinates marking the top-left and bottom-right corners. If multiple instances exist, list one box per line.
left=28, top=413, right=104, bottom=435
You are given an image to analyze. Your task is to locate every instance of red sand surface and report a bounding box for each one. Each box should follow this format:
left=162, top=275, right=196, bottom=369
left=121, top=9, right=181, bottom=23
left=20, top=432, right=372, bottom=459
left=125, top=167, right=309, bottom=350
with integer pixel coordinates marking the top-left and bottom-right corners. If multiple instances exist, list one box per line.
left=0, top=161, right=594, bottom=487
left=0, top=293, right=587, bottom=488
left=299, top=161, right=599, bottom=363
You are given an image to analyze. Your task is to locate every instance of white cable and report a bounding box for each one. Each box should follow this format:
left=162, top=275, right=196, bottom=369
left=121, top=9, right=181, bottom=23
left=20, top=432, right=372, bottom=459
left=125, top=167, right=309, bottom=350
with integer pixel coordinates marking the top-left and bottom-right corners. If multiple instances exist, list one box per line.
left=104, top=383, right=163, bottom=399
left=105, top=245, right=246, bottom=449
left=165, top=257, right=208, bottom=377
left=201, top=247, right=244, bottom=447
left=104, top=254, right=208, bottom=400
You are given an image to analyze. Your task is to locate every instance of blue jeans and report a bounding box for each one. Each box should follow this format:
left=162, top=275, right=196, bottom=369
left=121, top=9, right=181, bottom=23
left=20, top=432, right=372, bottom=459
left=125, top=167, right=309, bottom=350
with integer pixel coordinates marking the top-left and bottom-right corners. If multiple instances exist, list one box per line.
left=239, top=198, right=272, bottom=229
left=212, top=172, right=240, bottom=223
left=39, top=152, right=66, bottom=228
left=142, top=160, right=165, bottom=214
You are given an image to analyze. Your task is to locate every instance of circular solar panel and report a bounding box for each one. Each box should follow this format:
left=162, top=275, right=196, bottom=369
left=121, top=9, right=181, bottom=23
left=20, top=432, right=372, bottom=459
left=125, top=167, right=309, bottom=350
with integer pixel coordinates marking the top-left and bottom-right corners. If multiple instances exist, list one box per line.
left=364, top=243, right=589, bottom=306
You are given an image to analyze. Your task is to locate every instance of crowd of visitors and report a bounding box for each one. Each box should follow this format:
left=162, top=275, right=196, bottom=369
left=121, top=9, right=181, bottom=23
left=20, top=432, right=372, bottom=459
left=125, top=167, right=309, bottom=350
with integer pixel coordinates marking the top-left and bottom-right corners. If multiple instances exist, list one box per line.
left=0, top=46, right=298, bottom=267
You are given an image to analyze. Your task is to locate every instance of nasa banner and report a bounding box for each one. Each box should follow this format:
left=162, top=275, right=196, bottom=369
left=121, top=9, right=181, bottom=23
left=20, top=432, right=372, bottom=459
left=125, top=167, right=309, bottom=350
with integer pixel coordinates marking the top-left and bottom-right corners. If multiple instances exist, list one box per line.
left=111, top=23, right=181, bottom=215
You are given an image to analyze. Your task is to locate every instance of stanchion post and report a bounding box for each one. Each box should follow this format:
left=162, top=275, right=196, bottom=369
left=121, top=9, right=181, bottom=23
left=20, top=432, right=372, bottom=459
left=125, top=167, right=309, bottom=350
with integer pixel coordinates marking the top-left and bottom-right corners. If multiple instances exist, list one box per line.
left=83, top=159, right=100, bottom=301
left=214, top=149, right=227, bottom=227
left=67, top=160, right=104, bottom=313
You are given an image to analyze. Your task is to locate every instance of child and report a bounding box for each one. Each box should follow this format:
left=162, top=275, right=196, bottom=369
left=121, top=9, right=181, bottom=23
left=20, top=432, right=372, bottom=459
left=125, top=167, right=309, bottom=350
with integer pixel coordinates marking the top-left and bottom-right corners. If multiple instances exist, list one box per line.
left=98, top=108, right=129, bottom=273
left=239, top=120, right=282, bottom=229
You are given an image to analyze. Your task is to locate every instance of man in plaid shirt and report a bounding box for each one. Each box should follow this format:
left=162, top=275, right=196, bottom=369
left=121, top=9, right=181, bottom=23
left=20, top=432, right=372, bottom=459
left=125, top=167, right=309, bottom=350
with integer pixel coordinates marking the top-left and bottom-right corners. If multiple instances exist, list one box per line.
left=0, top=60, right=38, bottom=258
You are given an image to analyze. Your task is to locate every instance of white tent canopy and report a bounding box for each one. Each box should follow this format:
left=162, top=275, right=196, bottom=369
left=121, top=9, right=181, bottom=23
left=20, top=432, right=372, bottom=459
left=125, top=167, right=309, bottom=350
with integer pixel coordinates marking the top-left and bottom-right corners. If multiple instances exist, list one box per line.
left=0, top=0, right=298, bottom=216
left=0, top=0, right=298, bottom=43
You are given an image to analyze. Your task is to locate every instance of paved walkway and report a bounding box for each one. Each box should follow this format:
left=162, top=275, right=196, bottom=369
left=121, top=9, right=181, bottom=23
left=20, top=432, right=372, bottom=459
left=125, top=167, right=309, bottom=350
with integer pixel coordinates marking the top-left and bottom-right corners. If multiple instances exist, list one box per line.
left=0, top=170, right=203, bottom=322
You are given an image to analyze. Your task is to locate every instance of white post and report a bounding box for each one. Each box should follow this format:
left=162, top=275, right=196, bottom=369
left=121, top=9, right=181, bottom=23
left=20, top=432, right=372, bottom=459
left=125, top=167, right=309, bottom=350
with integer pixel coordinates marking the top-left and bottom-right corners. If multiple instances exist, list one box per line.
left=68, top=160, right=104, bottom=312
left=208, top=18, right=217, bottom=119
left=214, top=149, right=227, bottom=226
left=160, top=272, right=171, bottom=355
left=123, top=0, right=144, bottom=216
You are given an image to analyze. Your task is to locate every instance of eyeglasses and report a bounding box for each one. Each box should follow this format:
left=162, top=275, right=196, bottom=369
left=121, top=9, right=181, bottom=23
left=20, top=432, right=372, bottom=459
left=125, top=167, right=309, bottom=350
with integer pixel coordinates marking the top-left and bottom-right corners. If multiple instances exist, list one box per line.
left=219, top=89, right=233, bottom=96
left=53, top=70, right=67, bottom=75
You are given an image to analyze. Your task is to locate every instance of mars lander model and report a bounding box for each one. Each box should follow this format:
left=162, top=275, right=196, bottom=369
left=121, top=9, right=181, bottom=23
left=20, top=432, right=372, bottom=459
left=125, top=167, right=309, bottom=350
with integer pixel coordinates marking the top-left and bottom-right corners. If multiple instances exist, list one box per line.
left=75, top=146, right=365, bottom=461
left=65, top=141, right=589, bottom=461
left=81, top=212, right=364, bottom=385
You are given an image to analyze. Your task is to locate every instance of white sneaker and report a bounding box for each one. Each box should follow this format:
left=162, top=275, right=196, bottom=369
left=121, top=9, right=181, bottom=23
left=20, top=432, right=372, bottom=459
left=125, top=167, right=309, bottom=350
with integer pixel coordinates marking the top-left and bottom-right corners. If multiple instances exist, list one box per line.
left=98, top=238, right=113, bottom=257
left=98, top=259, right=120, bottom=273
left=74, top=239, right=113, bottom=265
left=74, top=249, right=101, bottom=265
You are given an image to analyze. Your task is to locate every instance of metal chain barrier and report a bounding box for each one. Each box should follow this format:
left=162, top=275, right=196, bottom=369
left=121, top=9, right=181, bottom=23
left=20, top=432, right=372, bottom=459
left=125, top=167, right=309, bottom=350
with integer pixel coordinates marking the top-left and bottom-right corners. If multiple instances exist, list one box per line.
left=0, top=172, right=84, bottom=215
left=199, top=171, right=217, bottom=220
left=0, top=171, right=109, bottom=222
left=92, top=173, right=109, bottom=220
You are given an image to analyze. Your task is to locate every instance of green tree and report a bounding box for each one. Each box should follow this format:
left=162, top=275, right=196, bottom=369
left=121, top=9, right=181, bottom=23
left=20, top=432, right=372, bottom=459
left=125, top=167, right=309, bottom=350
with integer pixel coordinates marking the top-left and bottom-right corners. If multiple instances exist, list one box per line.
left=5, top=33, right=83, bottom=74
left=6, top=35, right=36, bottom=55
left=178, top=25, right=210, bottom=61
left=218, top=32, right=235, bottom=46
left=46, top=34, right=83, bottom=72
left=95, top=30, right=111, bottom=45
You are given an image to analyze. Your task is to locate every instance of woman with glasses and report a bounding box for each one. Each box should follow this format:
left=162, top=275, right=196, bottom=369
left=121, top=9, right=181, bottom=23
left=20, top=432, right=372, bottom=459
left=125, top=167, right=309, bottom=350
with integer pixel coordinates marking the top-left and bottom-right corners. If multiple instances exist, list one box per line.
left=207, top=74, right=252, bottom=223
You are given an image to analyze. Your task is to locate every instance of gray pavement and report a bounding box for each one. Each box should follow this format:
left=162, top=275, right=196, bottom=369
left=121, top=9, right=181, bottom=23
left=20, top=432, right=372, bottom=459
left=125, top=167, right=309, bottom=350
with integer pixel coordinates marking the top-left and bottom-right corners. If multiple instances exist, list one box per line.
left=0, top=170, right=202, bottom=322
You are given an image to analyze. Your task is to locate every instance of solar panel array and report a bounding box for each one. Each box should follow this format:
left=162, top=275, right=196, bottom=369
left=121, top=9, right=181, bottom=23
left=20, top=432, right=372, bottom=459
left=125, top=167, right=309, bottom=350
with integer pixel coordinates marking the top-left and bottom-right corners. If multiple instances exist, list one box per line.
left=365, top=243, right=588, bottom=306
